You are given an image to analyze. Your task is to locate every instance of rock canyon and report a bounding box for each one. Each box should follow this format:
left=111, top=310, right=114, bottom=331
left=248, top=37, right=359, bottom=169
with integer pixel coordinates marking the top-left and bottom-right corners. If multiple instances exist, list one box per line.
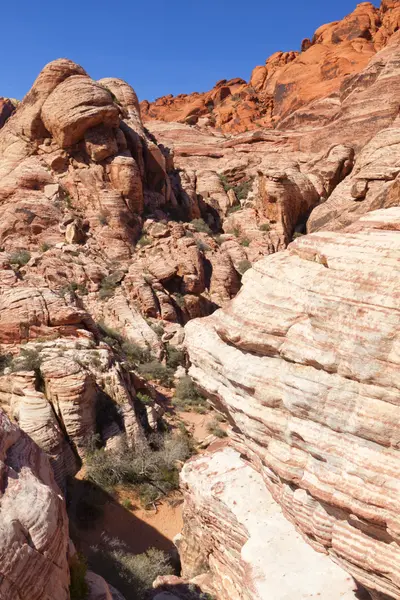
left=1, top=1, right=400, bottom=599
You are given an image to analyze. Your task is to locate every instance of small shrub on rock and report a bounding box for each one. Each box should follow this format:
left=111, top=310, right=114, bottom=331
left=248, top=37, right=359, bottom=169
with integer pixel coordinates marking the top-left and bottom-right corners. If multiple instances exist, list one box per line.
left=99, top=275, right=118, bottom=300
left=259, top=223, right=270, bottom=232
left=69, top=553, right=89, bottom=600
left=191, top=218, right=212, bottom=235
left=240, top=237, right=250, bottom=247
left=207, top=418, right=227, bottom=438
left=173, top=376, right=207, bottom=411
left=166, top=345, right=186, bottom=370
left=9, top=249, right=31, bottom=267
left=138, top=361, right=173, bottom=386
left=238, top=259, right=251, bottom=275
left=91, top=536, right=173, bottom=600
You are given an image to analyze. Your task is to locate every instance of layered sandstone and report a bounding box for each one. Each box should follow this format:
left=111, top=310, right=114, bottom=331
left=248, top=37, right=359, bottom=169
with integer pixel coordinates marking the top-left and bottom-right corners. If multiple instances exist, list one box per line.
left=178, top=446, right=361, bottom=600
left=185, top=208, right=400, bottom=599
left=0, top=409, right=70, bottom=600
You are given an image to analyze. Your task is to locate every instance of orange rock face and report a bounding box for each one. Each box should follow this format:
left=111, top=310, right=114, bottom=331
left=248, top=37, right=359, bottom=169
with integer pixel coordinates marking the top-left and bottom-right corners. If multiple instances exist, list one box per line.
left=141, top=1, right=400, bottom=134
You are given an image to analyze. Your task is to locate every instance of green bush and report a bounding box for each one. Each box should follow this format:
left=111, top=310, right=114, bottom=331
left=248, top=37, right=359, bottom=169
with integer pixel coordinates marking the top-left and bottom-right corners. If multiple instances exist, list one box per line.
left=191, top=218, right=212, bottom=235
left=98, top=212, right=109, bottom=226
left=99, top=275, right=118, bottom=300
left=259, top=223, right=270, bottom=232
left=91, top=536, right=173, bottom=600
left=292, top=231, right=305, bottom=240
left=40, top=242, right=52, bottom=252
left=122, top=340, right=151, bottom=365
left=238, top=259, right=251, bottom=275
left=10, top=348, right=43, bottom=374
left=173, top=293, right=185, bottom=309
left=0, top=352, right=12, bottom=373
left=150, top=322, right=165, bottom=337
left=69, top=553, right=89, bottom=600
left=166, top=345, right=185, bottom=370
left=173, top=376, right=207, bottom=411
left=227, top=204, right=242, bottom=215
left=137, top=235, right=152, bottom=247
left=207, top=418, right=227, bottom=438
left=137, top=361, right=173, bottom=386
left=86, top=433, right=191, bottom=503
left=121, top=498, right=133, bottom=510
left=9, top=249, right=31, bottom=267
left=136, top=391, right=153, bottom=405
left=241, top=238, right=250, bottom=247
left=196, top=239, right=211, bottom=252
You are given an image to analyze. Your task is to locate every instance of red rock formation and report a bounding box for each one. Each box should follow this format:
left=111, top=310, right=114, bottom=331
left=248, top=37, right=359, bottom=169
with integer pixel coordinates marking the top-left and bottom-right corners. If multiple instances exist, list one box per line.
left=185, top=208, right=400, bottom=599
left=141, top=1, right=400, bottom=134
left=0, top=409, right=70, bottom=600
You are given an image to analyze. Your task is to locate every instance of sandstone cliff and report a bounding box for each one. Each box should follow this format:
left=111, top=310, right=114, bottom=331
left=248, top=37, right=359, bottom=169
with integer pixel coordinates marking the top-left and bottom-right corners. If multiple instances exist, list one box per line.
left=184, top=207, right=400, bottom=599
left=141, top=1, right=400, bottom=134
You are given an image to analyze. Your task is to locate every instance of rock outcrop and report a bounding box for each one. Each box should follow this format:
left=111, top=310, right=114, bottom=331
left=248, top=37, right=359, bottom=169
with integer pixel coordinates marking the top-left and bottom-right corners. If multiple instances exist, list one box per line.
left=0, top=409, right=70, bottom=600
left=141, top=1, right=400, bottom=134
left=185, top=208, right=400, bottom=599
left=178, top=446, right=361, bottom=600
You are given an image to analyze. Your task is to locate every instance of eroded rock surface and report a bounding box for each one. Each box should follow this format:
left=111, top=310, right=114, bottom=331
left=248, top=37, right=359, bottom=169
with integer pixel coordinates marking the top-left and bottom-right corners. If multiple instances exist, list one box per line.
left=185, top=208, right=400, bottom=599
left=0, top=409, right=70, bottom=600
left=178, top=446, right=361, bottom=600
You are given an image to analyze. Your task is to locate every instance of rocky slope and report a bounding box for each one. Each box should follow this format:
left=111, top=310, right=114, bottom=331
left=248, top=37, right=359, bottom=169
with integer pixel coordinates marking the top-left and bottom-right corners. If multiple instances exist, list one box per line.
left=141, top=1, right=400, bottom=134
left=185, top=207, right=400, bottom=599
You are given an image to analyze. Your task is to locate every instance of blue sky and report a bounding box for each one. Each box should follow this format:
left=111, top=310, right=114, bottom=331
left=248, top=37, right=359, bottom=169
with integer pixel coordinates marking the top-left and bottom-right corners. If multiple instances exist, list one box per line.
left=1, top=0, right=379, bottom=102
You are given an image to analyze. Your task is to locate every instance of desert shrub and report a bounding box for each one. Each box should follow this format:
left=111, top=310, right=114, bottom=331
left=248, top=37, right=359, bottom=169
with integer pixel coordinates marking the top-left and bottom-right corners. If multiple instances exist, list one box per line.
left=121, top=498, right=133, bottom=510
left=69, top=553, right=89, bottom=600
left=196, top=239, right=211, bottom=252
left=10, top=348, right=42, bottom=374
left=122, top=340, right=151, bottom=365
left=207, top=418, right=227, bottom=438
left=9, top=249, right=31, bottom=267
left=137, top=361, right=173, bottom=386
left=137, top=235, right=152, bottom=247
left=292, top=231, right=305, bottom=240
left=91, top=536, right=173, bottom=600
left=219, top=174, right=254, bottom=201
left=237, top=259, right=251, bottom=275
left=173, top=293, right=185, bottom=309
left=0, top=353, right=12, bottom=373
left=99, top=275, right=119, bottom=300
left=259, top=223, right=270, bottom=232
left=97, top=321, right=123, bottom=345
left=150, top=322, right=164, bottom=337
left=227, top=204, right=242, bottom=215
left=98, top=212, right=109, bottom=226
left=40, top=242, right=52, bottom=252
left=218, top=173, right=231, bottom=192
left=191, top=218, right=212, bottom=235
left=166, top=345, right=185, bottom=370
left=241, top=237, right=250, bottom=247
left=234, top=177, right=254, bottom=201
left=173, top=376, right=207, bottom=411
left=86, top=433, right=191, bottom=502
left=137, top=391, right=153, bottom=405
left=233, top=227, right=240, bottom=238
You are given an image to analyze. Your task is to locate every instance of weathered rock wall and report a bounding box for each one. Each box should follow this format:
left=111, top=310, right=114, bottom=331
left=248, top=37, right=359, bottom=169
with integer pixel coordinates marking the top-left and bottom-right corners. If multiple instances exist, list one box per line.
left=185, top=208, right=400, bottom=599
